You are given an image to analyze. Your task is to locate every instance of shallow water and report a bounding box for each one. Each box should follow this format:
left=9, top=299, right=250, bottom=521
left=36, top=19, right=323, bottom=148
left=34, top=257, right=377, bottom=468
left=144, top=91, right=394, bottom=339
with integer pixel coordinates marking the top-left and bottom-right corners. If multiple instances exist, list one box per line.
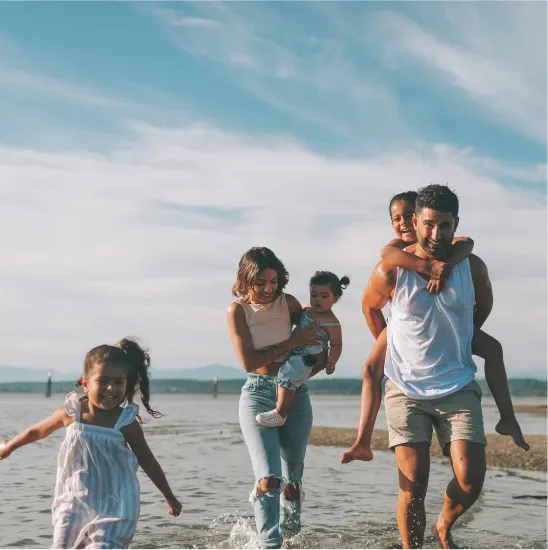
left=1, top=394, right=546, bottom=548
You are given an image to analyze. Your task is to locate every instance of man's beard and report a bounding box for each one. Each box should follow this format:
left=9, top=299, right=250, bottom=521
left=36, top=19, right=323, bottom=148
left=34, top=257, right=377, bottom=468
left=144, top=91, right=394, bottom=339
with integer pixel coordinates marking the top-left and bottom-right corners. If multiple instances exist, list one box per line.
left=418, top=237, right=451, bottom=260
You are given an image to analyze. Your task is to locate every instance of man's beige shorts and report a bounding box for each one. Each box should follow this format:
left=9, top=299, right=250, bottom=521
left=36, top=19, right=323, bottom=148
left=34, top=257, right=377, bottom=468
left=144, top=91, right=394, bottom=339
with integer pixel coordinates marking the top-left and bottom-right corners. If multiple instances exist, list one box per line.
left=384, top=379, right=486, bottom=456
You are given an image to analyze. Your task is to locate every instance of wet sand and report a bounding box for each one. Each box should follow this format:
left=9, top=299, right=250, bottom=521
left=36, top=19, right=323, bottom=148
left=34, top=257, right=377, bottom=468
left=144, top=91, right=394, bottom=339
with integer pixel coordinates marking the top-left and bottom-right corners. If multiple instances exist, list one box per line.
left=309, top=427, right=547, bottom=472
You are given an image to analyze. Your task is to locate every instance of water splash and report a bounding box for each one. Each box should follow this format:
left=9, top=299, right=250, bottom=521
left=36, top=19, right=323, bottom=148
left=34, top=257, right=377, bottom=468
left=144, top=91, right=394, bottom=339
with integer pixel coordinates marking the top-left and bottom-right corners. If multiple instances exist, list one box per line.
left=205, top=512, right=259, bottom=549
left=226, top=516, right=259, bottom=549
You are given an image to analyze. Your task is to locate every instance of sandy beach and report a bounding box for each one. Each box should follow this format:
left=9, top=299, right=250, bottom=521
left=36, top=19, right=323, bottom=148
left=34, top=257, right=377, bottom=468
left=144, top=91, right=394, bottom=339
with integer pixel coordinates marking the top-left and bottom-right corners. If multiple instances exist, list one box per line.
left=309, top=426, right=547, bottom=471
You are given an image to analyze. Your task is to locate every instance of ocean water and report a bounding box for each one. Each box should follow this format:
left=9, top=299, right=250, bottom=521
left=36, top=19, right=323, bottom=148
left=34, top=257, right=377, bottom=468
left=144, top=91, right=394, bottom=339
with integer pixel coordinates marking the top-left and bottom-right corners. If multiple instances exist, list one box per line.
left=1, top=393, right=546, bottom=549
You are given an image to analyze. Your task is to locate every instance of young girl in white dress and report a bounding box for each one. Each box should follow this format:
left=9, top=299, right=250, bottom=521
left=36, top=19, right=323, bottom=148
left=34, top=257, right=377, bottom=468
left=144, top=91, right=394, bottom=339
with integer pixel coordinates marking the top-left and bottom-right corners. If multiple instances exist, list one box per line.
left=0, top=338, right=182, bottom=549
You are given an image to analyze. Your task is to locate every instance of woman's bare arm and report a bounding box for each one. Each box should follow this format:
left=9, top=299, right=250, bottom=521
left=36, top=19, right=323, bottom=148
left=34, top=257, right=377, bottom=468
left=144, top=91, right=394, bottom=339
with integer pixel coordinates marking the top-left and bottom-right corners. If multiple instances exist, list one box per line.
left=285, top=294, right=304, bottom=326
left=227, top=299, right=319, bottom=373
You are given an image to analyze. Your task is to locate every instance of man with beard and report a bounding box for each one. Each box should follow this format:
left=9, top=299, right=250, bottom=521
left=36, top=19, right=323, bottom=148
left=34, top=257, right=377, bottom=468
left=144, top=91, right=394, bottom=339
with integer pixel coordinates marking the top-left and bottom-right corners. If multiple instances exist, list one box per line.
left=363, top=185, right=489, bottom=549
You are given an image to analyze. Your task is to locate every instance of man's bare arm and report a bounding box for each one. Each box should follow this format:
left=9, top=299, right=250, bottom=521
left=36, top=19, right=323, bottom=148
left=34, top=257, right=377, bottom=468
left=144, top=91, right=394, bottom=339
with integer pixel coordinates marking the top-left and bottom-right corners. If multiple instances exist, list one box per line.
left=362, top=261, right=396, bottom=339
left=469, top=254, right=493, bottom=328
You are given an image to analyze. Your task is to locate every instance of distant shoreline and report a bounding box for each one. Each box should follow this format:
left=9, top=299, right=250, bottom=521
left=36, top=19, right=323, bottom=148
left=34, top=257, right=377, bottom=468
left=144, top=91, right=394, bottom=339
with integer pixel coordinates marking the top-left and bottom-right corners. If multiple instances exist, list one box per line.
left=309, top=427, right=548, bottom=472
left=1, top=377, right=546, bottom=398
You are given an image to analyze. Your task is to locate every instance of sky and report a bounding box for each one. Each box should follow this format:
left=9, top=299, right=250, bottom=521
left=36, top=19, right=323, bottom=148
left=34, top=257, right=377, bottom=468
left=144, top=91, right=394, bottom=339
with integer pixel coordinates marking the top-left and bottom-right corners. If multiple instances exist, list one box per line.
left=0, top=1, right=546, bottom=378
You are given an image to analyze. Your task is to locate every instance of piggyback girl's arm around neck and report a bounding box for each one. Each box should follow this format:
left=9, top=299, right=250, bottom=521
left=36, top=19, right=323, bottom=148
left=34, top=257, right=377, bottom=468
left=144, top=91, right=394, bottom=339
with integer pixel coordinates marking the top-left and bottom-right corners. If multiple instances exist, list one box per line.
left=449, top=237, right=475, bottom=266
left=381, top=240, right=431, bottom=275
left=381, top=237, right=474, bottom=273
left=381, top=238, right=474, bottom=296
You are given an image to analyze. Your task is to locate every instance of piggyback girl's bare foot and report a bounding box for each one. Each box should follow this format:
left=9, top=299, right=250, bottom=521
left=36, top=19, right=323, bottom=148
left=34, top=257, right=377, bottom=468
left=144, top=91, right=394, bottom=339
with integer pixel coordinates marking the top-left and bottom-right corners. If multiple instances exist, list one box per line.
left=340, top=441, right=374, bottom=464
left=495, top=417, right=529, bottom=451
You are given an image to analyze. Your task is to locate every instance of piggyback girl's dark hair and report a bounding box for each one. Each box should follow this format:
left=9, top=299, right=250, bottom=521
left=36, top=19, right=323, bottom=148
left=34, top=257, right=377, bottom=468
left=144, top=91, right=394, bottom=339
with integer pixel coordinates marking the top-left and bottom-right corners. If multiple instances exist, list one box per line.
left=389, top=191, right=418, bottom=216
left=76, top=338, right=162, bottom=420
left=309, top=271, right=350, bottom=298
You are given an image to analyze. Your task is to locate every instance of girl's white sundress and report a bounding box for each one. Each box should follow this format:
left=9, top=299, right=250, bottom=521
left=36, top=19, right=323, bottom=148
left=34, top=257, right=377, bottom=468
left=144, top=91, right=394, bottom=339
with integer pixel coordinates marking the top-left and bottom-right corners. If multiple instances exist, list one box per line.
left=52, top=392, right=140, bottom=549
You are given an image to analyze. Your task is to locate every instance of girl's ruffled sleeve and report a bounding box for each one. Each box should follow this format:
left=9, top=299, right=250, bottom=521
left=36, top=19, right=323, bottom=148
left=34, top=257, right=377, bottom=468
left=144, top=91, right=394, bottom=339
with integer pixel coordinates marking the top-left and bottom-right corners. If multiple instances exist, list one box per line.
left=64, top=391, right=80, bottom=421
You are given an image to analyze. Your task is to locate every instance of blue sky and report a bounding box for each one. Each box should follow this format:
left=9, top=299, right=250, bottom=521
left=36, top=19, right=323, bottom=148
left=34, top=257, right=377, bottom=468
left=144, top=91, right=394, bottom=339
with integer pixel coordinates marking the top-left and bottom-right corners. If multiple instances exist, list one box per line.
left=0, top=2, right=546, bottom=377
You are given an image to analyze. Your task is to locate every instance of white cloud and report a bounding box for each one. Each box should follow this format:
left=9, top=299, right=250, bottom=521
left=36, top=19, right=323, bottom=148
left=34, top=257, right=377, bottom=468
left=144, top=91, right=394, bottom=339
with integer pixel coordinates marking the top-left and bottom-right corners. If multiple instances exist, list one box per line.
left=0, top=5, right=544, bottom=379
left=150, top=4, right=403, bottom=145
left=171, top=17, right=220, bottom=29
left=0, top=65, right=127, bottom=109
left=229, top=52, right=257, bottom=69
left=0, top=33, right=192, bottom=128
left=371, top=4, right=546, bottom=142
left=0, top=123, right=545, bottom=377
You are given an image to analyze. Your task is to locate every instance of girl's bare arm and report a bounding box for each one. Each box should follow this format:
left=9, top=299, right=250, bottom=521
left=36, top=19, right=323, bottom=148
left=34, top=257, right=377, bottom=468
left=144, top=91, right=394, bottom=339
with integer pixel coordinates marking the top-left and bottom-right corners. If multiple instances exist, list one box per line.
left=123, top=421, right=182, bottom=515
left=0, top=407, right=70, bottom=459
left=382, top=237, right=474, bottom=274
left=449, top=237, right=475, bottom=265
left=381, top=239, right=431, bottom=274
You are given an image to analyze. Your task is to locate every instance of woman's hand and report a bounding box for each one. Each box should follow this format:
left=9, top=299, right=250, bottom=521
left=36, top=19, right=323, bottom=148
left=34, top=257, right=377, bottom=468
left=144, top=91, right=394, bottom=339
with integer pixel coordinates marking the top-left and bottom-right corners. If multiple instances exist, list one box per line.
left=290, top=323, right=321, bottom=348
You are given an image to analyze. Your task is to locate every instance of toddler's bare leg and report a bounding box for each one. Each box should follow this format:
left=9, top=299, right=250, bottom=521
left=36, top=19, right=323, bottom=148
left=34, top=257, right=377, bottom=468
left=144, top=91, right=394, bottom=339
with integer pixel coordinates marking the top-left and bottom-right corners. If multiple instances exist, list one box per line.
left=277, top=386, right=296, bottom=418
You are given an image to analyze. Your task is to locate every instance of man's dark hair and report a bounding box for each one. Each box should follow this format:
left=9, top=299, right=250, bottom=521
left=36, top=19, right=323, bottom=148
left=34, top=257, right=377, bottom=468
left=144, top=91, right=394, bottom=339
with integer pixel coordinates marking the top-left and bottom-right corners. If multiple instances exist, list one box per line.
left=415, top=184, right=459, bottom=218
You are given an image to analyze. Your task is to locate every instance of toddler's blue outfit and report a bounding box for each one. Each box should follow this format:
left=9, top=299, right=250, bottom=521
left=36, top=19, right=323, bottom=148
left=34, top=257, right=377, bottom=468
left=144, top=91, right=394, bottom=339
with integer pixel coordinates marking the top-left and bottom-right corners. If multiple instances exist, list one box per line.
left=275, top=309, right=339, bottom=390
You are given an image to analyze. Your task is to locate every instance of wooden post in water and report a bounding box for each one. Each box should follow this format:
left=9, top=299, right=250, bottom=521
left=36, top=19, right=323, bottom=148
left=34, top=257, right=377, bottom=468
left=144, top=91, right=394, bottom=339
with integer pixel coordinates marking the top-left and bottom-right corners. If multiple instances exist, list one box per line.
left=212, top=376, right=219, bottom=399
left=46, top=370, right=53, bottom=398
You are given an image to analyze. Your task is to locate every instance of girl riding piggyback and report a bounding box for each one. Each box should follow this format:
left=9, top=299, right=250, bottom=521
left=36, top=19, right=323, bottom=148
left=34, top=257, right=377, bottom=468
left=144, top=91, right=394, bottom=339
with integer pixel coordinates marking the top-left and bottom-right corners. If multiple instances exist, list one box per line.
left=0, top=338, right=181, bottom=549
left=256, top=271, right=349, bottom=428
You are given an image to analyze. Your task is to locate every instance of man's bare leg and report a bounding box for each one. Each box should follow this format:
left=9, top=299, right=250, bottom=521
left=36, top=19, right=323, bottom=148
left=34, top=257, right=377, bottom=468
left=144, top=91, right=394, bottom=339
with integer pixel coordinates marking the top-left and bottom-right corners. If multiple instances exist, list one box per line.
left=341, top=329, right=387, bottom=464
left=394, top=443, right=430, bottom=549
left=432, top=440, right=486, bottom=549
left=472, top=329, right=529, bottom=451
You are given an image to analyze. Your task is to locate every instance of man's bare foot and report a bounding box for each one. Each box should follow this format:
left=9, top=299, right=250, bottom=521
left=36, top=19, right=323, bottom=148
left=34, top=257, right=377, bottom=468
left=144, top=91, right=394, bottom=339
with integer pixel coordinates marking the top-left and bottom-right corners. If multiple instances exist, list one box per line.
left=340, top=442, right=374, bottom=464
left=431, top=518, right=459, bottom=549
left=495, top=417, right=530, bottom=451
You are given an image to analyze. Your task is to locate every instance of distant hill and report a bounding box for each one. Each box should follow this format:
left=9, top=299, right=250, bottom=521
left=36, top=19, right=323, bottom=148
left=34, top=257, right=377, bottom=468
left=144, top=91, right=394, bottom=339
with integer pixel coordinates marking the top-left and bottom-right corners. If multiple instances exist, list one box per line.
left=0, top=365, right=81, bottom=383
left=0, top=364, right=244, bottom=383
left=152, top=365, right=245, bottom=380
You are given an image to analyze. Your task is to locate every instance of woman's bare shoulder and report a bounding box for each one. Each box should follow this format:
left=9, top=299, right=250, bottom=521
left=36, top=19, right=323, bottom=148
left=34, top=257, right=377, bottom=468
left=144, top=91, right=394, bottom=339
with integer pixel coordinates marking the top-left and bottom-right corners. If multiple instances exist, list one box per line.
left=228, top=300, right=245, bottom=314
left=284, top=293, right=302, bottom=312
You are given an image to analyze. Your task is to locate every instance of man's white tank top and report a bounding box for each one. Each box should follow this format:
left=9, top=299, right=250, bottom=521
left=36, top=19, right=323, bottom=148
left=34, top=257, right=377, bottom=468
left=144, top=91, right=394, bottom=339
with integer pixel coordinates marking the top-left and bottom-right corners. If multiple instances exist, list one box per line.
left=384, top=258, right=477, bottom=400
